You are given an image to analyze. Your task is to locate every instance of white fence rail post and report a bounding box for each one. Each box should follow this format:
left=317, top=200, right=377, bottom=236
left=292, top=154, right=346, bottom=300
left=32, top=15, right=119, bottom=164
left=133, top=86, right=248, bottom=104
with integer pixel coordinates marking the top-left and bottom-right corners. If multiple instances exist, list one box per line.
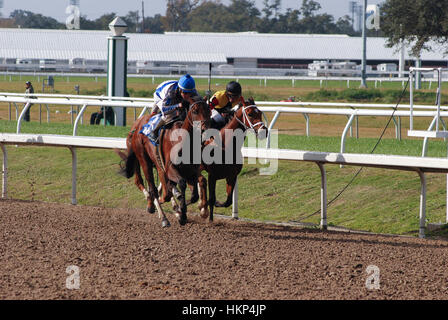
left=69, top=147, right=77, bottom=205
left=1, top=144, right=6, bottom=199
left=417, top=170, right=427, bottom=239
left=317, top=162, right=327, bottom=230
left=232, top=179, right=238, bottom=219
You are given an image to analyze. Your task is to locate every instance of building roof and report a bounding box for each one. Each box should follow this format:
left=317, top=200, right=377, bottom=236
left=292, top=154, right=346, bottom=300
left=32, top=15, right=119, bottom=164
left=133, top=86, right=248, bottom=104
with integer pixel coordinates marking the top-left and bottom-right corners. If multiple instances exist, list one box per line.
left=0, top=28, right=446, bottom=63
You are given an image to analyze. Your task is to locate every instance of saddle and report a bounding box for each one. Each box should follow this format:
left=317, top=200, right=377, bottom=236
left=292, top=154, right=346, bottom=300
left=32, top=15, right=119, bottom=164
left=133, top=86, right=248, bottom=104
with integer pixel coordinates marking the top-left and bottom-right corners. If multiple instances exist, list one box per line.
left=140, top=111, right=185, bottom=173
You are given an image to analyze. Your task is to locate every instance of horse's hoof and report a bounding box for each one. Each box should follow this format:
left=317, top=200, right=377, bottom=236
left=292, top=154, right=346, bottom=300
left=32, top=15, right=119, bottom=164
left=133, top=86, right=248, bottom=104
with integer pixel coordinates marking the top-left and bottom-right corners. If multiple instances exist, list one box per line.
left=200, top=207, right=209, bottom=219
left=147, top=206, right=155, bottom=214
left=215, top=201, right=224, bottom=207
left=179, top=216, right=187, bottom=226
left=175, top=211, right=187, bottom=225
left=162, top=219, right=171, bottom=228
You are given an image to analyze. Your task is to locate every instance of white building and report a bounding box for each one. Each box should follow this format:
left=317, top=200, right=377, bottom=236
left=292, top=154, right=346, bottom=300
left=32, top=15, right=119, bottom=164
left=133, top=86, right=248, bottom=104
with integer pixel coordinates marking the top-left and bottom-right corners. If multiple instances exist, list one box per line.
left=0, top=28, right=446, bottom=75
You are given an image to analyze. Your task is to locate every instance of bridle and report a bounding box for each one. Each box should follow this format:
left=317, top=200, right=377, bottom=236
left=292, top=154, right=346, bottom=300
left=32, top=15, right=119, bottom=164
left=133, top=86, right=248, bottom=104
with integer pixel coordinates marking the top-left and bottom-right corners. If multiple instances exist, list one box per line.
left=234, top=105, right=266, bottom=133
left=185, top=100, right=209, bottom=128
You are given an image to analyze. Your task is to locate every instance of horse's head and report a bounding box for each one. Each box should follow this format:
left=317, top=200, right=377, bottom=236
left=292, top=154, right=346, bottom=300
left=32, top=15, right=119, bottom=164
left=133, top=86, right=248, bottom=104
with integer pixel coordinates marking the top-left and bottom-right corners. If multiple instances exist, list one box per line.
left=234, top=98, right=268, bottom=139
left=184, top=95, right=211, bottom=132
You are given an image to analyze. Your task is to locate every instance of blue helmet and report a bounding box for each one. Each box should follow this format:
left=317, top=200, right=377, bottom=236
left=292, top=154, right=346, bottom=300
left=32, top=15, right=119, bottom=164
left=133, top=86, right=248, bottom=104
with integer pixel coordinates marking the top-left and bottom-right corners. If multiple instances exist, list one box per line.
left=178, top=74, right=196, bottom=93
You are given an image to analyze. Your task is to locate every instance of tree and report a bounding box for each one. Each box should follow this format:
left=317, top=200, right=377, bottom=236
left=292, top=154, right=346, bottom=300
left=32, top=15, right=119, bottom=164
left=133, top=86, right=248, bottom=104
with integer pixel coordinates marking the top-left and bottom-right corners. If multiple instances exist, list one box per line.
left=262, top=0, right=281, bottom=19
left=189, top=1, right=229, bottom=32
left=164, top=0, right=200, bottom=32
left=80, top=15, right=99, bottom=30
left=123, top=11, right=140, bottom=32
left=10, top=10, right=64, bottom=29
left=93, top=13, right=117, bottom=30
left=381, top=0, right=448, bottom=57
left=225, top=0, right=261, bottom=31
left=292, top=1, right=348, bottom=34
left=299, top=0, right=321, bottom=18
left=144, top=14, right=165, bottom=33
left=335, top=15, right=356, bottom=36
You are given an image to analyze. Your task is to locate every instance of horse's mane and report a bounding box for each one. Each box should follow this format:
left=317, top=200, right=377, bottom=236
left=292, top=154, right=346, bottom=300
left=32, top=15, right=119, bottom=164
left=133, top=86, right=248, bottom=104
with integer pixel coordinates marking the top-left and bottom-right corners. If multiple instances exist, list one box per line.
left=184, top=95, right=205, bottom=110
left=191, top=95, right=203, bottom=101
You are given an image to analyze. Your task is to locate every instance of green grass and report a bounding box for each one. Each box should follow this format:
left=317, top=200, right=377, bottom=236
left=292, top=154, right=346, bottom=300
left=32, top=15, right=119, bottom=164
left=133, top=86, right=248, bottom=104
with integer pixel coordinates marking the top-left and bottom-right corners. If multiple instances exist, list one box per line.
left=1, top=120, right=130, bottom=137
left=276, top=134, right=447, bottom=157
left=2, top=74, right=445, bottom=103
left=305, top=88, right=442, bottom=104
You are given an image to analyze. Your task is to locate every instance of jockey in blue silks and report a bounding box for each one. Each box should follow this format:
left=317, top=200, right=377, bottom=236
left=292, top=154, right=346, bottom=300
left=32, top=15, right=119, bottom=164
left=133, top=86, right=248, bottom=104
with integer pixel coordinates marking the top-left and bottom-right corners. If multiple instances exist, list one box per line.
left=147, top=74, right=198, bottom=142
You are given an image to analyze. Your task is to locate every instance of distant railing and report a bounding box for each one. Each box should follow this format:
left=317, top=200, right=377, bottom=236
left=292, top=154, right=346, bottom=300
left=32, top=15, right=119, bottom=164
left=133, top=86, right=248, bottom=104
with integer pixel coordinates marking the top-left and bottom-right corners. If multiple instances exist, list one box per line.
left=1, top=93, right=447, bottom=156
left=3, top=62, right=448, bottom=80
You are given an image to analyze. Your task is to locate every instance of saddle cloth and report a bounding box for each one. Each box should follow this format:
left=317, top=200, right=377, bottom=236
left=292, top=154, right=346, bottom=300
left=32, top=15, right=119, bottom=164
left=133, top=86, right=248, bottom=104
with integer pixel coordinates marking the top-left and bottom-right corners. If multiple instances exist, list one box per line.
left=139, top=114, right=166, bottom=171
left=140, top=113, right=162, bottom=146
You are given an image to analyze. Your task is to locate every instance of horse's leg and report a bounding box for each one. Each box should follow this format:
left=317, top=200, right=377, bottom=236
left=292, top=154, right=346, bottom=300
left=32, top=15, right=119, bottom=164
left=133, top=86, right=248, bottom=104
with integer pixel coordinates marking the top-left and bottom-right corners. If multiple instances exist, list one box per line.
left=156, top=166, right=172, bottom=204
left=135, top=163, right=155, bottom=214
left=139, top=154, right=170, bottom=228
left=215, top=175, right=237, bottom=208
left=163, top=181, right=181, bottom=213
left=208, top=175, right=217, bottom=222
left=197, top=174, right=209, bottom=219
left=187, top=182, right=199, bottom=205
left=119, top=145, right=155, bottom=214
left=176, top=178, right=188, bottom=225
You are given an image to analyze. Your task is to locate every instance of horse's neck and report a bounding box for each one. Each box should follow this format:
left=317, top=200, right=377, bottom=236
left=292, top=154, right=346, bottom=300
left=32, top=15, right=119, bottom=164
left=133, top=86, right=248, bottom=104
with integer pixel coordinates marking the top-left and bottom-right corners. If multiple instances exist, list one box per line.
left=181, top=116, right=192, bottom=132
left=220, top=113, right=246, bottom=150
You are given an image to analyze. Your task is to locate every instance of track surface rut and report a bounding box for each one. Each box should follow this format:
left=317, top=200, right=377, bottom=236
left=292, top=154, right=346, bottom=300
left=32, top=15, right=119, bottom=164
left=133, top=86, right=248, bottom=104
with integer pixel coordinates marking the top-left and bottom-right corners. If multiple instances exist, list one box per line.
left=1, top=199, right=448, bottom=300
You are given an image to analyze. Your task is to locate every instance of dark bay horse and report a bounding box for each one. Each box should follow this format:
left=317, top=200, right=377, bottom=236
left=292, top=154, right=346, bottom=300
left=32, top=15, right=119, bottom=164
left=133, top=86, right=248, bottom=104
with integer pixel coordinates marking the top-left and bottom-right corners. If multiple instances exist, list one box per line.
left=199, top=98, right=267, bottom=222
left=118, top=95, right=211, bottom=227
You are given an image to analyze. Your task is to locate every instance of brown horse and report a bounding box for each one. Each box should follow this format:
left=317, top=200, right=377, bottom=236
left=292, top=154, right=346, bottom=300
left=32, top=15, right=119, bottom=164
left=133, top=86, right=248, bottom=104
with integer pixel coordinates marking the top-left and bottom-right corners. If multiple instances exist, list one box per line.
left=199, top=98, right=268, bottom=222
left=118, top=95, right=211, bottom=227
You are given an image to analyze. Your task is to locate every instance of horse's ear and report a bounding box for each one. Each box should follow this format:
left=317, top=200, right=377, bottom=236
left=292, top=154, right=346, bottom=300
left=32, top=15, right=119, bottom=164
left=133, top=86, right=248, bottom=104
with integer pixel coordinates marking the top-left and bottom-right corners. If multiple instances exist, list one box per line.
left=249, top=97, right=255, bottom=105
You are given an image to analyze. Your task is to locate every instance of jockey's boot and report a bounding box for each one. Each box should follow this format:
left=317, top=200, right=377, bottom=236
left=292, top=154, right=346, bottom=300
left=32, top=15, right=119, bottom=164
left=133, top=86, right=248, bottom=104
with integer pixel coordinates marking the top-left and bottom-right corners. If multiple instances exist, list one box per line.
left=149, top=118, right=166, bottom=143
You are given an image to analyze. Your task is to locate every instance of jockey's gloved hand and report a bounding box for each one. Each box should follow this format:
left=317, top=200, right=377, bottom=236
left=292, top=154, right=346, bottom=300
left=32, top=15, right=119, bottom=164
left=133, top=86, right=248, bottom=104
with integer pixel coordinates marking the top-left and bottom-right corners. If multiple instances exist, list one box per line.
left=181, top=100, right=189, bottom=109
left=220, top=106, right=232, bottom=114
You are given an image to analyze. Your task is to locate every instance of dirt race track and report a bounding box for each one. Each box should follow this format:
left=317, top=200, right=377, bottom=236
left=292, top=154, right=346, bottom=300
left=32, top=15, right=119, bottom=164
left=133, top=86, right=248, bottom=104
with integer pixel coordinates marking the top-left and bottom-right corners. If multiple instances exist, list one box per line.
left=1, top=199, right=448, bottom=300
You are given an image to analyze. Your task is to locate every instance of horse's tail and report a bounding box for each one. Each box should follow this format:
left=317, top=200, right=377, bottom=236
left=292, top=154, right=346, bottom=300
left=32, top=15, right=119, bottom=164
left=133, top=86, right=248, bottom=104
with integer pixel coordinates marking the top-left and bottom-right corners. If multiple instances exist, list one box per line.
left=114, top=148, right=137, bottom=179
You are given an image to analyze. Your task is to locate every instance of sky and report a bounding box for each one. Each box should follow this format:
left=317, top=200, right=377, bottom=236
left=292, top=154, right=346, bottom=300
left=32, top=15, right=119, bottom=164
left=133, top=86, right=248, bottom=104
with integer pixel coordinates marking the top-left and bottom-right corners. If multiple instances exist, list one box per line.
left=1, top=0, right=385, bottom=23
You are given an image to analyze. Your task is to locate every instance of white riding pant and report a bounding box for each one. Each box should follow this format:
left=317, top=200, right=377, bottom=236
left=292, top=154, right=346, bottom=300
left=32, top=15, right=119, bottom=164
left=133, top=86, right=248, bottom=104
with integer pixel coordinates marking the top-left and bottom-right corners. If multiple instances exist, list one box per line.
left=211, top=109, right=225, bottom=125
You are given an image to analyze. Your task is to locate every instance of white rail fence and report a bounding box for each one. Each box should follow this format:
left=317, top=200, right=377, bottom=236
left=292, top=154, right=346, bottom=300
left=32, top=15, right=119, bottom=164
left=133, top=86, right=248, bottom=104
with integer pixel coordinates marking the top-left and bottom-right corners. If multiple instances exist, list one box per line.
left=1, top=133, right=448, bottom=238
left=0, top=94, right=154, bottom=134
left=2, top=93, right=448, bottom=156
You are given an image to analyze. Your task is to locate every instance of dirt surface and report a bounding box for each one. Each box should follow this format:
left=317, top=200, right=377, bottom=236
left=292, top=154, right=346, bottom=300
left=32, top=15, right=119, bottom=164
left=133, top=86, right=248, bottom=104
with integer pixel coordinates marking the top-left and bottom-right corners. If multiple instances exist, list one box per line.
left=1, top=198, right=448, bottom=300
